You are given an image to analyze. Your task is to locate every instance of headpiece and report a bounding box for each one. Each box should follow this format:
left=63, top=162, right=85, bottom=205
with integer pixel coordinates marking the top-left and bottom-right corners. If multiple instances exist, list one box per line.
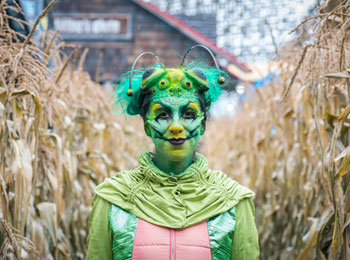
left=115, top=45, right=227, bottom=116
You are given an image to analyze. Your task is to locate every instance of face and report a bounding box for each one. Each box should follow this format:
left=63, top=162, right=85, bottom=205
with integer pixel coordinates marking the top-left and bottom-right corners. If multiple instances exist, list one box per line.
left=144, top=96, right=205, bottom=162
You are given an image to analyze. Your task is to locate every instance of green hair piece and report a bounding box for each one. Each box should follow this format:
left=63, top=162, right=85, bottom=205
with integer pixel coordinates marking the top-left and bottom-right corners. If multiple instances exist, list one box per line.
left=114, top=69, right=145, bottom=116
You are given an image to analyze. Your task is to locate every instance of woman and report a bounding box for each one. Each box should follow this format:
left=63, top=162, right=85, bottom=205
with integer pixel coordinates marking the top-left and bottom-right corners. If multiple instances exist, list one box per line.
left=86, top=46, right=259, bottom=260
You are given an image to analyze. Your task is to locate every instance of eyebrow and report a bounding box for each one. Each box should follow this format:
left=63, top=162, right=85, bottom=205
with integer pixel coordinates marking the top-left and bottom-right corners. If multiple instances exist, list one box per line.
left=181, top=101, right=200, bottom=112
left=153, top=102, right=171, bottom=113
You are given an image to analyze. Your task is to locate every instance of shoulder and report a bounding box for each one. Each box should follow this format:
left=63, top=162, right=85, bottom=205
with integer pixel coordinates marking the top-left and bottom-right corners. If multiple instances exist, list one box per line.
left=94, top=168, right=143, bottom=209
left=89, top=195, right=111, bottom=221
left=202, top=169, right=255, bottom=205
left=96, top=167, right=144, bottom=190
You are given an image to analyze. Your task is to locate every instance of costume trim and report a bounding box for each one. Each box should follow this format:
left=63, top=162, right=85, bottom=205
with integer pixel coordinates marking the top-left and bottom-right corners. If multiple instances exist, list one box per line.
left=109, top=204, right=138, bottom=260
left=207, top=207, right=236, bottom=260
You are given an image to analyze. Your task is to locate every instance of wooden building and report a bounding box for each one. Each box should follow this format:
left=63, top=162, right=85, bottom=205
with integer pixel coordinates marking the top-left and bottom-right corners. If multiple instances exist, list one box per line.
left=51, top=0, right=248, bottom=83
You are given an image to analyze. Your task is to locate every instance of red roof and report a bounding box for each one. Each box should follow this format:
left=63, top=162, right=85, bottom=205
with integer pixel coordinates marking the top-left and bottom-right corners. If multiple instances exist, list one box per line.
left=132, top=0, right=249, bottom=72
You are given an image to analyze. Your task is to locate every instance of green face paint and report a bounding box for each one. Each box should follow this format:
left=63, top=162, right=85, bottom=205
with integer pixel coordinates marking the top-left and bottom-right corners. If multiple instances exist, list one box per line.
left=141, top=68, right=207, bottom=174
left=145, top=96, right=204, bottom=163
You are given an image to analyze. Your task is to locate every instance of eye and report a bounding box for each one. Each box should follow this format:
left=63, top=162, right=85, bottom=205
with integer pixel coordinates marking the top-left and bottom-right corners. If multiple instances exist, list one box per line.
left=156, top=112, right=170, bottom=121
left=182, top=111, right=197, bottom=119
left=192, top=69, right=207, bottom=80
left=158, top=80, right=168, bottom=89
left=183, top=81, right=192, bottom=89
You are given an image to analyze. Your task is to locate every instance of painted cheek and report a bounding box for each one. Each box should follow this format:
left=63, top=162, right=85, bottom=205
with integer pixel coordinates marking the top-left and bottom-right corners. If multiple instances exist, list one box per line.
left=182, top=116, right=204, bottom=132
left=145, top=112, right=156, bottom=121
left=148, top=119, right=171, bottom=135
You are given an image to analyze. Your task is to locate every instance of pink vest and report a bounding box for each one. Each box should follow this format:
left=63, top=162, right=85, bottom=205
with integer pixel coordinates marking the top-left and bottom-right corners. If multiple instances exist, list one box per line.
left=109, top=204, right=236, bottom=260
left=132, top=219, right=212, bottom=260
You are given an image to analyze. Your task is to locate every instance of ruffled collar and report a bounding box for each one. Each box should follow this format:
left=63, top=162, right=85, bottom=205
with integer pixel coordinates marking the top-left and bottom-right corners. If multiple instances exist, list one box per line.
left=95, top=151, right=254, bottom=228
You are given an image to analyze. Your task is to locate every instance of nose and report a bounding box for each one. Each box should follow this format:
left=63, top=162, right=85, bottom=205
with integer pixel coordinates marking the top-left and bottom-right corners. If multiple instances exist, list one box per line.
left=169, top=125, right=184, bottom=135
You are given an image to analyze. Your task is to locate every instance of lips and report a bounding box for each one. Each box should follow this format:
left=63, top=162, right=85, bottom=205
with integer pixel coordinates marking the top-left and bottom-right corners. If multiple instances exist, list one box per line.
left=168, top=138, right=187, bottom=145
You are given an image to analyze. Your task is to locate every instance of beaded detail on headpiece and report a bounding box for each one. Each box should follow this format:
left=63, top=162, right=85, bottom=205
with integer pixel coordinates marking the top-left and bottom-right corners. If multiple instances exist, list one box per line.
left=114, top=45, right=228, bottom=116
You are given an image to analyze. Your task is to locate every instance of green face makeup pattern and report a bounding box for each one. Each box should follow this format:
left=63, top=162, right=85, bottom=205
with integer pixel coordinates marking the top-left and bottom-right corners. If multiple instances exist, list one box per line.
left=146, top=97, right=204, bottom=137
left=145, top=95, right=205, bottom=162
left=141, top=68, right=208, bottom=165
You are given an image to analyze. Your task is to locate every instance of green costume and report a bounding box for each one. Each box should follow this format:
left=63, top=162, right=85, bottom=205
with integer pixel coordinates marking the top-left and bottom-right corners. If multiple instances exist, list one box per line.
left=87, top=45, right=259, bottom=259
left=86, top=152, right=259, bottom=259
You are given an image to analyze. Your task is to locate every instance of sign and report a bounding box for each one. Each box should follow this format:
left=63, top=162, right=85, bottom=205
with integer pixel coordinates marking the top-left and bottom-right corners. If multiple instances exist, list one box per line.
left=53, top=13, right=132, bottom=41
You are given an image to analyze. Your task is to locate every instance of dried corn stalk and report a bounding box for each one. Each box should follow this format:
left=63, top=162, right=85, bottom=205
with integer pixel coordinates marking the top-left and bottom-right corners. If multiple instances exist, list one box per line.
left=203, top=1, right=350, bottom=259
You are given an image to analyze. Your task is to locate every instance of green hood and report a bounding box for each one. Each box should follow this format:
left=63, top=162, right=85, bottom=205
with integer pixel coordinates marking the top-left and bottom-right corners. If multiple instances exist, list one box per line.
left=95, top=152, right=254, bottom=229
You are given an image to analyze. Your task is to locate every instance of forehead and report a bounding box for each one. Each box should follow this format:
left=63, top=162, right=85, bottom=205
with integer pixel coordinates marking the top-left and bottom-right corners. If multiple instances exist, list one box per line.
left=150, top=95, right=200, bottom=110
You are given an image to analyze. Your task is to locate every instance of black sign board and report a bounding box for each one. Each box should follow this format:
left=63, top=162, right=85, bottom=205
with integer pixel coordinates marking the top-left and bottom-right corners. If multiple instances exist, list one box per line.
left=53, top=13, right=133, bottom=41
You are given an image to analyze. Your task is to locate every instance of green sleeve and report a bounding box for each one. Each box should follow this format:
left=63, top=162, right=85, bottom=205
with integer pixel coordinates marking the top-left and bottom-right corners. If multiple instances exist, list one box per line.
left=86, top=195, right=113, bottom=260
left=231, top=198, right=260, bottom=260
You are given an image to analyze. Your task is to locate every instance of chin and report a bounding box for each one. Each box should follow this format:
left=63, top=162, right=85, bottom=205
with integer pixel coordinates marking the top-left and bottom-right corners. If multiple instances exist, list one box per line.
left=168, top=150, right=191, bottom=161
left=156, top=139, right=198, bottom=161
left=167, top=146, right=195, bottom=162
